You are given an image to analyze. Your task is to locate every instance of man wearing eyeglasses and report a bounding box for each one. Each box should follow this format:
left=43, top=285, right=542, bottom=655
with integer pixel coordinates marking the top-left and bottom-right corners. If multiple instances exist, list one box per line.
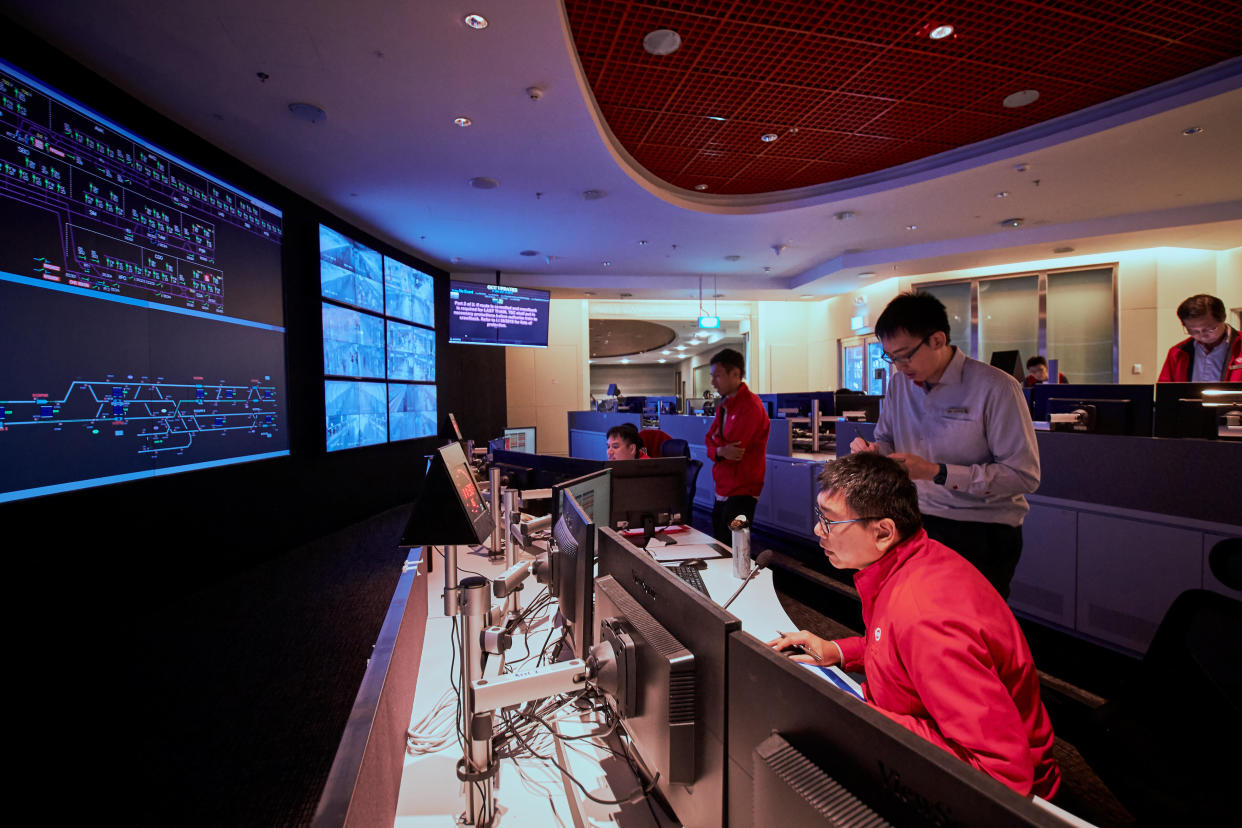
left=850, top=291, right=1039, bottom=598
left=1158, top=294, right=1242, bottom=382
left=771, top=452, right=1060, bottom=799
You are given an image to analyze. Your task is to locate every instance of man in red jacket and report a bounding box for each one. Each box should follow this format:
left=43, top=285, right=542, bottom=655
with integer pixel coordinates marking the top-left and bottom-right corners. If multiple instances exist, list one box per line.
left=772, top=452, right=1061, bottom=800
left=704, top=348, right=770, bottom=544
left=1158, top=293, right=1242, bottom=382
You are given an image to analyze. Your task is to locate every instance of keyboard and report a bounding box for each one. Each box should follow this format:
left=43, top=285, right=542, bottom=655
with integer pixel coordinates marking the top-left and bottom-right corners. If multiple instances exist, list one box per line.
left=668, top=564, right=710, bottom=599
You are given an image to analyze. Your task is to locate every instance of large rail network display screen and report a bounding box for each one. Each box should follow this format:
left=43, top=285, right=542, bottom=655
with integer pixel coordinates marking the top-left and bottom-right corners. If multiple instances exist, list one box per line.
left=0, top=59, right=288, bottom=504
left=320, top=225, right=437, bottom=452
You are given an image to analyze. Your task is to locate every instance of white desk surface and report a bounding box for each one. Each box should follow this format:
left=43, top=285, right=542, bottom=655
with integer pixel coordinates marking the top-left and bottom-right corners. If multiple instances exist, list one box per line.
left=394, top=530, right=851, bottom=826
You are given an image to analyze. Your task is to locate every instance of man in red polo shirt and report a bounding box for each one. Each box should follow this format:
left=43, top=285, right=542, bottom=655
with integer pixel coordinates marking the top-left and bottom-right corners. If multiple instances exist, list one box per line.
left=704, top=348, right=770, bottom=545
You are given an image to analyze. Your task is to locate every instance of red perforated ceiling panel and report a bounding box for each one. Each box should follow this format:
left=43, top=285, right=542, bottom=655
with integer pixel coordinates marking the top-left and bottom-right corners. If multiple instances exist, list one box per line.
left=564, top=0, right=1242, bottom=195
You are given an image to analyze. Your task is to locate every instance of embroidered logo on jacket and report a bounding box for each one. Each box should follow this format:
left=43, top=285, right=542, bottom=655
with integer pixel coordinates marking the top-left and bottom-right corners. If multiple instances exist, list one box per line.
left=874, top=627, right=882, bottom=642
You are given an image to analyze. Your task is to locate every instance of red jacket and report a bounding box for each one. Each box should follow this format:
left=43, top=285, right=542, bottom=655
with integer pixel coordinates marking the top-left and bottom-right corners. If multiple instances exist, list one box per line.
left=834, top=530, right=1061, bottom=799
left=704, top=382, right=770, bottom=497
left=1158, top=328, right=1242, bottom=382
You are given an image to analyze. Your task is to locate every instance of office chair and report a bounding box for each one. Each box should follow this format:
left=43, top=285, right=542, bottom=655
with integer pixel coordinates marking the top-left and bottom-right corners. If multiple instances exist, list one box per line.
left=685, top=458, right=703, bottom=515
left=1075, top=536, right=1241, bottom=824
left=659, top=438, right=690, bottom=459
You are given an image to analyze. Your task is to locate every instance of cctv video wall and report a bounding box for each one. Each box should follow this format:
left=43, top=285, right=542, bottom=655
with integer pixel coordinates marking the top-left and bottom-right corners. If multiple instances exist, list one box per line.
left=0, top=58, right=288, bottom=503
left=320, top=225, right=437, bottom=451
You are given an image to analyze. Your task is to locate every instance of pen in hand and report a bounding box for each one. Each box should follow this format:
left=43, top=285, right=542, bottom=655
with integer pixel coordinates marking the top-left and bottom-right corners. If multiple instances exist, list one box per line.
left=775, top=630, right=822, bottom=663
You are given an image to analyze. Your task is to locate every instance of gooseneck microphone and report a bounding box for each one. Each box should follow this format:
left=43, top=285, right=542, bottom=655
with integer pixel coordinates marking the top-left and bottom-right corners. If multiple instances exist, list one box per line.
left=721, top=548, right=775, bottom=610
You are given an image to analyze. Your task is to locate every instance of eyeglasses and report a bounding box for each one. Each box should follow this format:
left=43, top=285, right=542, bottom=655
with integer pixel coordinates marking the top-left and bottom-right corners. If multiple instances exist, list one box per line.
left=1184, top=322, right=1224, bottom=338
left=880, top=335, right=932, bottom=365
left=811, top=505, right=884, bottom=535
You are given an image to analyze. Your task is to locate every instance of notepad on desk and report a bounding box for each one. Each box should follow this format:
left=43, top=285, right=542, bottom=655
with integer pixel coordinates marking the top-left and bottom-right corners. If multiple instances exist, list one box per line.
left=648, top=542, right=730, bottom=563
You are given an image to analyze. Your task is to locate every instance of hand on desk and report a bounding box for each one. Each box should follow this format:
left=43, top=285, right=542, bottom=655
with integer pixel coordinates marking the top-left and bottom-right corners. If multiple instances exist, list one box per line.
left=716, top=441, right=745, bottom=461
left=768, top=630, right=838, bottom=667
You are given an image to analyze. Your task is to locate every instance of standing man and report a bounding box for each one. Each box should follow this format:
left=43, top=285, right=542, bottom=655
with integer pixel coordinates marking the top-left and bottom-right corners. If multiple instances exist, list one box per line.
left=1158, top=294, right=1242, bottom=382
left=704, top=348, right=770, bottom=545
left=851, top=291, right=1039, bottom=598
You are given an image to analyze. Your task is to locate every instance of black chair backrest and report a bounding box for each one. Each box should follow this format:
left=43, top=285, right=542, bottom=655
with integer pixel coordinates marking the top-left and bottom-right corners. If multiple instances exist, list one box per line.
left=660, top=438, right=691, bottom=459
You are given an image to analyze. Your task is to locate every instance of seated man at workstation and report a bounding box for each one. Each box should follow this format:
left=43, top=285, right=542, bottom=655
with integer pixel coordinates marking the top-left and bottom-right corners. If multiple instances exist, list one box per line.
left=605, top=422, right=647, bottom=460
left=1023, top=355, right=1067, bottom=386
left=772, top=453, right=1061, bottom=799
left=851, top=291, right=1039, bottom=598
left=1158, top=293, right=1242, bottom=382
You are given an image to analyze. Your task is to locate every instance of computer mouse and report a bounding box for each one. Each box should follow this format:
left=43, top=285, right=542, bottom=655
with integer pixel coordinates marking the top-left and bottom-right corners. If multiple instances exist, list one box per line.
left=685, top=558, right=707, bottom=570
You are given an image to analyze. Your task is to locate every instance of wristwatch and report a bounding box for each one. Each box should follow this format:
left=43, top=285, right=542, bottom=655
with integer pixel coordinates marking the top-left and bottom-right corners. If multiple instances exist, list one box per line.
left=933, top=463, right=948, bottom=486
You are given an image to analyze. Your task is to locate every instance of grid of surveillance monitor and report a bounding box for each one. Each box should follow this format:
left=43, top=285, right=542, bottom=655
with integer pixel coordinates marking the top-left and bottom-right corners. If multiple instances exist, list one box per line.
left=0, top=57, right=288, bottom=504
left=320, top=224, right=437, bottom=452
left=401, top=441, right=1072, bottom=827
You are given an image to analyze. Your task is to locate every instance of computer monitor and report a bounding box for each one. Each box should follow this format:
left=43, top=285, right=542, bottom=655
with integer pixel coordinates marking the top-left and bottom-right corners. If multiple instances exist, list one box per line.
left=837, top=394, right=882, bottom=423
left=549, top=475, right=604, bottom=661
left=1029, top=384, right=1154, bottom=436
left=727, top=632, right=1067, bottom=827
left=1153, top=382, right=1242, bottom=440
left=990, top=350, right=1025, bottom=383
left=774, top=392, right=835, bottom=418
left=1045, top=397, right=1141, bottom=436
left=593, top=528, right=741, bottom=826
left=399, top=441, right=493, bottom=547
left=606, top=456, right=688, bottom=545
left=502, top=426, right=536, bottom=453
left=488, top=449, right=603, bottom=489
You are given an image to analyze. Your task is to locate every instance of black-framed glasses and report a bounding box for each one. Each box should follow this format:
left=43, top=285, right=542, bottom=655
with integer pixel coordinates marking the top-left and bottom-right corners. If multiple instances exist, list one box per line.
left=880, top=334, right=931, bottom=365
left=811, top=505, right=884, bottom=535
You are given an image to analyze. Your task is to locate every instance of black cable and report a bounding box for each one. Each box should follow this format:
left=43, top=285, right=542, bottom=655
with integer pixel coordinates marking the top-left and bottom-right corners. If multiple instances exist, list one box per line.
left=502, top=710, right=658, bottom=806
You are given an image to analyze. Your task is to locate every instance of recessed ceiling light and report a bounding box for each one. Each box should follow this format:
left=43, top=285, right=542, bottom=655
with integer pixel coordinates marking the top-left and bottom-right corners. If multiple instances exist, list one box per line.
left=800, top=294, right=814, bottom=299
left=676, top=345, right=687, bottom=350
left=620, top=358, right=630, bottom=364
left=763, top=266, right=772, bottom=273
left=995, top=191, right=1010, bottom=198
left=519, top=250, right=538, bottom=256
left=469, top=176, right=499, bottom=189
left=694, top=184, right=709, bottom=191
left=906, top=225, right=918, bottom=231
left=999, top=217, right=1024, bottom=228
left=464, top=14, right=488, bottom=29
left=643, top=28, right=682, bottom=56
left=582, top=189, right=606, bottom=200
left=706, top=115, right=727, bottom=122
left=1053, top=246, right=1075, bottom=254
left=638, top=240, right=649, bottom=245
left=724, top=254, right=741, bottom=261
left=834, top=211, right=855, bottom=220
left=713, top=292, right=725, bottom=298
left=658, top=359, right=667, bottom=364
left=454, top=116, right=472, bottom=127
left=1003, top=89, right=1040, bottom=109
left=929, top=24, right=955, bottom=40
left=584, top=291, right=596, bottom=296
left=288, top=102, right=327, bottom=124
left=602, top=260, right=612, bottom=267
left=760, top=133, right=779, bottom=142
left=661, top=350, right=671, bottom=355
left=858, top=271, right=875, bottom=278
left=1182, top=126, right=1204, bottom=136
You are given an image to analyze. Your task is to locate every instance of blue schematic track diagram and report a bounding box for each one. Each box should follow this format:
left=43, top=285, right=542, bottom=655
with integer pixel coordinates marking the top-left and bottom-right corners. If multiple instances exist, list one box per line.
left=2, top=375, right=281, bottom=456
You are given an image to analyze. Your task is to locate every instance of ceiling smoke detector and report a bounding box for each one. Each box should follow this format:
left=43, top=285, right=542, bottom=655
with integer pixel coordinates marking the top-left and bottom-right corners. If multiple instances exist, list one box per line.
left=1003, top=89, right=1040, bottom=108
left=288, top=102, right=326, bottom=124
left=469, top=177, right=499, bottom=189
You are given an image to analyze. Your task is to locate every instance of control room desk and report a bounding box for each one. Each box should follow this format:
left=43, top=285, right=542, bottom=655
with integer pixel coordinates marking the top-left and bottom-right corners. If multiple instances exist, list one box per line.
left=392, top=529, right=842, bottom=826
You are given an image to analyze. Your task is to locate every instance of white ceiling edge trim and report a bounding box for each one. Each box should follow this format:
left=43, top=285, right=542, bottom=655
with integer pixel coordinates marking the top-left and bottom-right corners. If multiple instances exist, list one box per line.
left=790, top=201, right=1242, bottom=289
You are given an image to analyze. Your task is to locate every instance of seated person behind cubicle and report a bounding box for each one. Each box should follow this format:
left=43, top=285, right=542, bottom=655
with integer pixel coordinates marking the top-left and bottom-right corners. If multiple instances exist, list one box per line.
left=605, top=423, right=648, bottom=460
left=1023, top=355, right=1067, bottom=387
left=770, top=453, right=1061, bottom=800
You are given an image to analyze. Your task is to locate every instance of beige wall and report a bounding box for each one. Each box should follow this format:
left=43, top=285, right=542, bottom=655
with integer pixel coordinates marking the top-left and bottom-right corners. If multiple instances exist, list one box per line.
left=504, top=298, right=590, bottom=455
